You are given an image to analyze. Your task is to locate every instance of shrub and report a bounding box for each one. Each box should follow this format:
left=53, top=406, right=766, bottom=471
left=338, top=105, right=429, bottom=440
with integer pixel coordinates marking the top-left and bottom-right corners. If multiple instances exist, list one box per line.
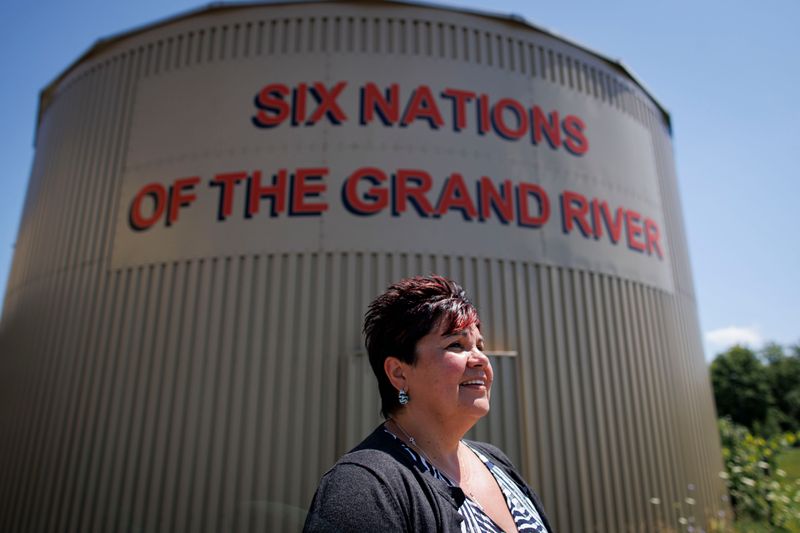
left=718, top=418, right=800, bottom=530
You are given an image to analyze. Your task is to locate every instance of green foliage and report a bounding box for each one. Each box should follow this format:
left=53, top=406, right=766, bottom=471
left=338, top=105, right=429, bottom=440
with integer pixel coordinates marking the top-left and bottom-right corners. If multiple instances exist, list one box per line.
left=712, top=346, right=772, bottom=429
left=718, top=418, right=800, bottom=531
left=778, top=449, right=800, bottom=482
left=764, top=343, right=800, bottom=431
left=711, top=342, right=800, bottom=435
left=734, top=518, right=783, bottom=532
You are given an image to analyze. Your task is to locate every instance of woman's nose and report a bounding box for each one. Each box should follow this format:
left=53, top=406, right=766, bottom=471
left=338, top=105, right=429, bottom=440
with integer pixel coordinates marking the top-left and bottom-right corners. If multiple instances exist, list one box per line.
left=468, top=347, right=490, bottom=366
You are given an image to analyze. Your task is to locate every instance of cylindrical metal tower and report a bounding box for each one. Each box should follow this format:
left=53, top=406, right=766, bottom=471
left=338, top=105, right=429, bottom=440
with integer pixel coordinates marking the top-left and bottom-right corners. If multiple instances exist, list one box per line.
left=0, top=2, right=728, bottom=531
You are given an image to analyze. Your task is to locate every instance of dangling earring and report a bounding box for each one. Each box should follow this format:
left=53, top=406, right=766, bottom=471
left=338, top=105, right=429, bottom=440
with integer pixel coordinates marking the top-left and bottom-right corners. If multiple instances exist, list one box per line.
left=398, top=388, right=410, bottom=405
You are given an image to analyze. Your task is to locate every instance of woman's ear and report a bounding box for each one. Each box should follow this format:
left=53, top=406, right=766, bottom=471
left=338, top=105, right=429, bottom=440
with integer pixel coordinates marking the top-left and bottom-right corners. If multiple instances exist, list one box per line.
left=384, top=356, right=407, bottom=392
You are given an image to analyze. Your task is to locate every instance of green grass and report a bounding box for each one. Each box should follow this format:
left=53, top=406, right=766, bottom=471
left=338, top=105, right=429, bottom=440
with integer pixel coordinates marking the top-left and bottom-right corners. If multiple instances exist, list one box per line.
left=735, top=518, right=779, bottom=532
left=777, top=448, right=800, bottom=481
left=732, top=448, right=800, bottom=533
left=735, top=515, right=800, bottom=533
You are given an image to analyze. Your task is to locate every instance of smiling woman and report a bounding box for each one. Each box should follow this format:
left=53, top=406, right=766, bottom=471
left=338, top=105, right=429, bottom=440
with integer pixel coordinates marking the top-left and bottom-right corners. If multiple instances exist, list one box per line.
left=303, top=275, right=553, bottom=533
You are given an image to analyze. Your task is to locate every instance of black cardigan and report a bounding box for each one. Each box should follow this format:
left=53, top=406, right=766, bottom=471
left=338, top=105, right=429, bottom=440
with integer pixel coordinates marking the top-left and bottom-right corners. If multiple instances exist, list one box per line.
left=303, top=425, right=554, bottom=532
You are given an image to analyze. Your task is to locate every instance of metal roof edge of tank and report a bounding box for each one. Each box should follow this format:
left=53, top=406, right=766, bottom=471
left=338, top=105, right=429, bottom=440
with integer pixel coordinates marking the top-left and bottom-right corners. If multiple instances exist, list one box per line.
left=36, top=0, right=672, bottom=138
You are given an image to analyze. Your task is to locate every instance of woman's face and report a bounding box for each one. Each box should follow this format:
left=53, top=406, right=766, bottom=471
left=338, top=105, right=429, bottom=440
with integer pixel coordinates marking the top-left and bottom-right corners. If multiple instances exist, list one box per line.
left=405, top=320, right=493, bottom=424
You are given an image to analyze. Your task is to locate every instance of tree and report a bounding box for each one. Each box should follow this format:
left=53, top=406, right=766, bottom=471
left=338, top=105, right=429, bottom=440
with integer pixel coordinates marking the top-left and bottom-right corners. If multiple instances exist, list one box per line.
left=710, top=345, right=772, bottom=431
left=763, top=342, right=800, bottom=431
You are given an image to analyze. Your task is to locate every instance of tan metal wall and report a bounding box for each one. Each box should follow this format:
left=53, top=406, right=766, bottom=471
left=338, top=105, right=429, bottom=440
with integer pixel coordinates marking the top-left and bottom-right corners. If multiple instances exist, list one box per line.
left=0, top=2, right=729, bottom=531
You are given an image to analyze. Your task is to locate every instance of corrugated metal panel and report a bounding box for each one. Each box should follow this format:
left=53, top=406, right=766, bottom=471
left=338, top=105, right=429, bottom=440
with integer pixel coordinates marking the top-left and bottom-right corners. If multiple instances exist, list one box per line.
left=0, top=255, right=729, bottom=532
left=0, top=3, right=730, bottom=532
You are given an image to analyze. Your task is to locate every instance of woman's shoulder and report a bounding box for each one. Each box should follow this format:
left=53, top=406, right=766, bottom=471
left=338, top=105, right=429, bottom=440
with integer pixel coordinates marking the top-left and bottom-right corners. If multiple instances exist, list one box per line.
left=334, top=424, right=413, bottom=473
left=303, top=425, right=431, bottom=533
left=312, top=425, right=419, bottom=499
left=305, top=457, right=406, bottom=533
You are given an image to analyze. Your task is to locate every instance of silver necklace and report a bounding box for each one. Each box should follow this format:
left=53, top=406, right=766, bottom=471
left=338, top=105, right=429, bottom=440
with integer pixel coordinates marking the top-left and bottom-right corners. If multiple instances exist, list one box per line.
left=388, top=418, right=483, bottom=509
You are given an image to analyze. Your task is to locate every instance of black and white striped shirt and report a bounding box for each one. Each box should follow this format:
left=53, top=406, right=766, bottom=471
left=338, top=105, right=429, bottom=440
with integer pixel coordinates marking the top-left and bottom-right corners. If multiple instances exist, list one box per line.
left=384, top=429, right=549, bottom=533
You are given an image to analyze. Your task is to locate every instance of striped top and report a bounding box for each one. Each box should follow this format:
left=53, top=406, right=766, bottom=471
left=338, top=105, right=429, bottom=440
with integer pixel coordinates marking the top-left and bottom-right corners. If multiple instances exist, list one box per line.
left=383, top=428, right=549, bottom=532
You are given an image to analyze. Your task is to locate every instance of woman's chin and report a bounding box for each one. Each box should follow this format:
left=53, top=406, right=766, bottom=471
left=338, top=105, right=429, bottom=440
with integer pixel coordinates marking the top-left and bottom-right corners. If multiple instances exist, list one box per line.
left=461, top=398, right=491, bottom=418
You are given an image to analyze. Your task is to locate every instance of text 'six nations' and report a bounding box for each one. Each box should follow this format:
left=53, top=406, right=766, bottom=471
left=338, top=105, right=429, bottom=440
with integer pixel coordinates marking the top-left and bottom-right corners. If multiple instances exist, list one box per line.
left=251, top=81, right=588, bottom=156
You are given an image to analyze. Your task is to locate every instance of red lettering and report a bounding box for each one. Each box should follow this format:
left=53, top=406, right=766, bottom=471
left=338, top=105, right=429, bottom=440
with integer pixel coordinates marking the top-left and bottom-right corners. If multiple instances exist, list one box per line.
left=211, top=172, right=246, bottom=220
left=531, top=106, right=561, bottom=148
left=247, top=170, right=287, bottom=217
left=130, top=183, right=167, bottom=230
left=517, top=183, right=550, bottom=227
left=308, top=82, right=347, bottom=125
left=625, top=209, right=646, bottom=252
left=441, top=88, right=476, bottom=131
left=361, top=83, right=399, bottom=124
left=477, top=94, right=490, bottom=134
left=344, top=167, right=389, bottom=215
left=401, top=85, right=444, bottom=128
left=561, top=190, right=591, bottom=235
left=253, top=83, right=290, bottom=127
left=394, top=169, right=434, bottom=216
left=599, top=201, right=624, bottom=243
left=563, top=115, right=588, bottom=155
left=478, top=178, right=514, bottom=223
left=291, top=168, right=329, bottom=215
left=492, top=98, right=528, bottom=140
left=168, top=177, right=200, bottom=225
left=645, top=218, right=663, bottom=259
left=591, top=199, right=602, bottom=239
left=293, top=83, right=307, bottom=125
left=435, top=173, right=478, bottom=220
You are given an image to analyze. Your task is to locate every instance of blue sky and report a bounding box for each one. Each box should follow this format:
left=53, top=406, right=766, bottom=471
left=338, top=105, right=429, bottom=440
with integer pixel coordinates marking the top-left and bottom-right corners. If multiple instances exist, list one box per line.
left=1, top=0, right=797, bottom=360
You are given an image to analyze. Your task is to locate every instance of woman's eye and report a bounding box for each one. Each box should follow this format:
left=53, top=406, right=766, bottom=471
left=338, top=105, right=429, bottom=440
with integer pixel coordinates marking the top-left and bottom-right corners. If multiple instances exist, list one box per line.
left=447, top=342, right=463, bottom=350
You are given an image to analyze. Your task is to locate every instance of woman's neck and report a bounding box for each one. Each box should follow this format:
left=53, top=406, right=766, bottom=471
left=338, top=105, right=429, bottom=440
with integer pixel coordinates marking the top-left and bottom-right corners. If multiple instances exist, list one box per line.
left=389, top=411, right=472, bottom=473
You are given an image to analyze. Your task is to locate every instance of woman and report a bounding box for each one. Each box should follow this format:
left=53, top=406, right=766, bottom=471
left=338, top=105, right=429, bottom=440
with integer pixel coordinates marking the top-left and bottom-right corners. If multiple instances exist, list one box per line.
left=304, top=275, right=553, bottom=532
